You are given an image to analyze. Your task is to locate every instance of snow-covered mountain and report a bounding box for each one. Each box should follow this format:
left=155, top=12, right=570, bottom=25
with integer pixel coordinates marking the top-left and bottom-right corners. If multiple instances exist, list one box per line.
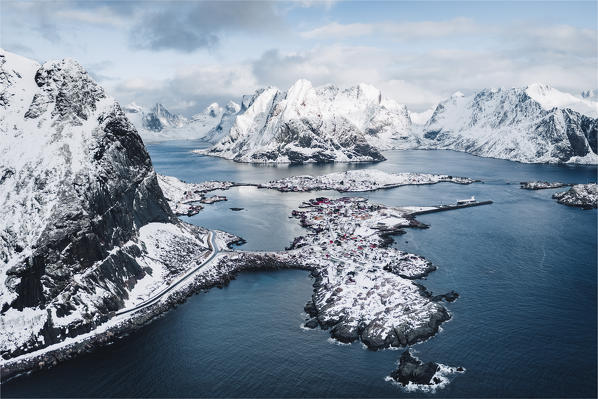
left=123, top=102, right=224, bottom=142
left=525, top=83, right=598, bottom=118
left=0, top=50, right=209, bottom=359
left=203, top=101, right=241, bottom=144
left=200, top=79, right=413, bottom=163
left=581, top=89, right=598, bottom=101
left=421, top=86, right=598, bottom=164
left=409, top=108, right=435, bottom=125
left=144, top=103, right=187, bottom=131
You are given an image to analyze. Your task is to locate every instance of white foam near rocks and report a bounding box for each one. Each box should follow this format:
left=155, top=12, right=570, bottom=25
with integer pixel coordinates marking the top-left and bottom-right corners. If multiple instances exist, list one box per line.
left=385, top=363, right=465, bottom=392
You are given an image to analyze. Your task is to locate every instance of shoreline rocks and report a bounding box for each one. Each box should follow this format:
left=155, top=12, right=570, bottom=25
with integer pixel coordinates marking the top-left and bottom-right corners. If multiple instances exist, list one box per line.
left=389, top=350, right=466, bottom=390
left=288, top=197, right=457, bottom=350
left=1, top=194, right=464, bottom=382
left=391, top=350, right=439, bottom=386
left=552, top=183, right=598, bottom=209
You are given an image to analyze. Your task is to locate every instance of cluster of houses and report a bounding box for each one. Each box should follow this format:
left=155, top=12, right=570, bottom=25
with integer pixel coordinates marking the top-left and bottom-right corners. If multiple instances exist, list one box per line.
left=290, top=196, right=433, bottom=282
left=279, top=196, right=449, bottom=349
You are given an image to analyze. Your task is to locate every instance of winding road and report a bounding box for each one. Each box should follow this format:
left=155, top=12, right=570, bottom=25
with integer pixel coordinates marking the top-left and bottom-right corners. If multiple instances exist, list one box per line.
left=115, top=230, right=220, bottom=317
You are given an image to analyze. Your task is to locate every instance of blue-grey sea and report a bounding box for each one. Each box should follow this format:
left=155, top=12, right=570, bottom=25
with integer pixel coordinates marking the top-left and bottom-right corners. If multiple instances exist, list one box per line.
left=4, top=141, right=597, bottom=397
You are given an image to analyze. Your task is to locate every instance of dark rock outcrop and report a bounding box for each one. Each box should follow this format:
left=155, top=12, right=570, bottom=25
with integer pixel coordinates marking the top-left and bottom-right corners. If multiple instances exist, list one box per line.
left=390, top=350, right=439, bottom=386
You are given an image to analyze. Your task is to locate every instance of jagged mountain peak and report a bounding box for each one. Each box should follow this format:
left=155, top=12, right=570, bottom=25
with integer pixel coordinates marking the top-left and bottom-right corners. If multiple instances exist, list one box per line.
left=225, top=100, right=240, bottom=112
left=200, top=79, right=415, bottom=163
left=0, top=49, right=208, bottom=359
left=423, top=85, right=598, bottom=164
left=151, top=102, right=172, bottom=117
left=581, top=89, right=598, bottom=100
left=204, top=102, right=222, bottom=117
left=192, top=102, right=222, bottom=120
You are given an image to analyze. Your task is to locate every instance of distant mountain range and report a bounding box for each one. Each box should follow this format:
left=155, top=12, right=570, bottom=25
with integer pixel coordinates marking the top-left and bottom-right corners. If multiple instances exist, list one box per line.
left=123, top=101, right=228, bottom=142
left=127, top=82, right=597, bottom=165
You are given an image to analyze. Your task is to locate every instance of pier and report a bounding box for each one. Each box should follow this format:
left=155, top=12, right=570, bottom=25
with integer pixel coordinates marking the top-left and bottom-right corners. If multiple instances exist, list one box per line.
left=408, top=200, right=493, bottom=216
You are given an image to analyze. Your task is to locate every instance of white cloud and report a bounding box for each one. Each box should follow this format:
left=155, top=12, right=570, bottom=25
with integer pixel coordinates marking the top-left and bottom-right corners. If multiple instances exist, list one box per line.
left=109, top=63, right=260, bottom=115
left=300, top=22, right=374, bottom=39
left=55, top=7, right=127, bottom=27
left=300, top=17, right=481, bottom=40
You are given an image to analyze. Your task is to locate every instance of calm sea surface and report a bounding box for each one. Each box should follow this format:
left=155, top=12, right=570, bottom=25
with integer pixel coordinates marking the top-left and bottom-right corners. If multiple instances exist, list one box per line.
left=4, top=141, right=597, bottom=397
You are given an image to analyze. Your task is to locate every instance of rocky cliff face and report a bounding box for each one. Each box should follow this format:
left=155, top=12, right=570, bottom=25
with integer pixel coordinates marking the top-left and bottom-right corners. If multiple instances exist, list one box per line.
left=0, top=50, right=208, bottom=359
left=422, top=87, right=598, bottom=164
left=202, top=81, right=598, bottom=165
left=201, top=80, right=412, bottom=164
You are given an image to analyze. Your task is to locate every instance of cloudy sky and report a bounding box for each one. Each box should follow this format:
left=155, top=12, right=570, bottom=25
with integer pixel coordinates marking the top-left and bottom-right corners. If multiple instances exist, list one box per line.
left=2, top=0, right=596, bottom=115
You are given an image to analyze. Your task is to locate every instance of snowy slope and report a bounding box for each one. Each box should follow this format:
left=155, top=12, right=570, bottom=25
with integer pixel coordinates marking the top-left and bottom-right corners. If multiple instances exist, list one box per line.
left=0, top=49, right=210, bottom=359
left=409, top=108, right=435, bottom=125
left=200, top=80, right=413, bottom=164
left=203, top=101, right=241, bottom=144
left=526, top=84, right=598, bottom=118
left=421, top=88, right=598, bottom=164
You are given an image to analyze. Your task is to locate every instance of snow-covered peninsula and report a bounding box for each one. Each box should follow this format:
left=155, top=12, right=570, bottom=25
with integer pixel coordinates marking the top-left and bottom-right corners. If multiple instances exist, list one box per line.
left=157, top=175, right=235, bottom=216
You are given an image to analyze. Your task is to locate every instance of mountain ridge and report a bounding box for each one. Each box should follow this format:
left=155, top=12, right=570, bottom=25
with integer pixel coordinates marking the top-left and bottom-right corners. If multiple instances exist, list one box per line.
left=197, top=80, right=597, bottom=164
left=0, top=49, right=210, bottom=359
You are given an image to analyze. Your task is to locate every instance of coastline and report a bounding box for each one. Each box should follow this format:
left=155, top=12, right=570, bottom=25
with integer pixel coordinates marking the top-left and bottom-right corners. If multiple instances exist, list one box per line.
left=1, top=197, right=485, bottom=383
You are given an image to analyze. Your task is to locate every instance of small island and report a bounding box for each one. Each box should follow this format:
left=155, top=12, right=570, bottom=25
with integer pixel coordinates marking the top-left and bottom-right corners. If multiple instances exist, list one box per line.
left=552, top=184, right=598, bottom=209
left=157, top=175, right=235, bottom=216
left=389, top=350, right=464, bottom=390
left=260, top=169, right=477, bottom=192
left=520, top=181, right=573, bottom=190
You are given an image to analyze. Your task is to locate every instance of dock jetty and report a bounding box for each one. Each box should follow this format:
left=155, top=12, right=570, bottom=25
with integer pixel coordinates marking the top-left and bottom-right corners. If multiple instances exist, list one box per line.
left=408, top=200, right=493, bottom=216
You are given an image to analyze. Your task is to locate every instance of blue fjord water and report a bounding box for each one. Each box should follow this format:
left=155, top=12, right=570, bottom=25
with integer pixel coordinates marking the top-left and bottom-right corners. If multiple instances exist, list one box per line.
left=4, top=141, right=597, bottom=397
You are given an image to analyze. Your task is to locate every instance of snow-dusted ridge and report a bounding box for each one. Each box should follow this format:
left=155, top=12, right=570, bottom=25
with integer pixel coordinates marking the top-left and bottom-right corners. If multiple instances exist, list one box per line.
left=421, top=86, right=598, bottom=164
left=195, top=81, right=597, bottom=165
left=526, top=83, right=598, bottom=118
